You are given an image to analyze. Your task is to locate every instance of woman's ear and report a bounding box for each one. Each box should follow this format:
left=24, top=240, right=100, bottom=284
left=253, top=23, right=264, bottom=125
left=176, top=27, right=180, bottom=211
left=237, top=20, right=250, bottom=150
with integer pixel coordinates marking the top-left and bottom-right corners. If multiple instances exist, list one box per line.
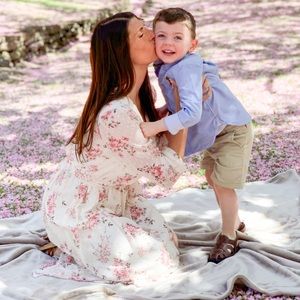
left=189, top=39, right=199, bottom=52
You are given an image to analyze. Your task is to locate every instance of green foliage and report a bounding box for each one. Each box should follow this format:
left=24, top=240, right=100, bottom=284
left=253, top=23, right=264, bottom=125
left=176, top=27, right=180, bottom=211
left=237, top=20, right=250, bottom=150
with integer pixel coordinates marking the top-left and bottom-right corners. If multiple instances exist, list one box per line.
left=0, top=186, right=5, bottom=197
left=197, top=168, right=205, bottom=176
left=251, top=119, right=259, bottom=128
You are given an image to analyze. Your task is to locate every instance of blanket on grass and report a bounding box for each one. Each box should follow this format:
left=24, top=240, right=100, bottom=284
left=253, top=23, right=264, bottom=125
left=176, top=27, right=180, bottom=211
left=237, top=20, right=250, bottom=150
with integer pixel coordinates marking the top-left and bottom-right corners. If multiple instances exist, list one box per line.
left=0, top=169, right=299, bottom=299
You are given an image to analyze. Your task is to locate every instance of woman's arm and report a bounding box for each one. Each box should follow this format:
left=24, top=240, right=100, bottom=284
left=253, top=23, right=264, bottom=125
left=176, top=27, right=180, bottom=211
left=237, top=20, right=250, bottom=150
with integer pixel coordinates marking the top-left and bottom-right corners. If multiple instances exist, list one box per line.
left=164, top=129, right=187, bottom=158
left=99, top=100, right=186, bottom=187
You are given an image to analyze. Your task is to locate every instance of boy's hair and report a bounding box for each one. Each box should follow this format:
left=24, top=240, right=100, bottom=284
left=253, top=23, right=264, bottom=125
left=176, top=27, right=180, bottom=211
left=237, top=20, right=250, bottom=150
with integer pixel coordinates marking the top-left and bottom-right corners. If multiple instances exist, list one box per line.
left=153, top=8, right=196, bottom=39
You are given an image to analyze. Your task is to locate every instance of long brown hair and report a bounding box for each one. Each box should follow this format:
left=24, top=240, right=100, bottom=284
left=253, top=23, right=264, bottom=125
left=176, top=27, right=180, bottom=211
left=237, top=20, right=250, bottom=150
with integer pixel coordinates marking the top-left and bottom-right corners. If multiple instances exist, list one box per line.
left=68, top=12, right=158, bottom=157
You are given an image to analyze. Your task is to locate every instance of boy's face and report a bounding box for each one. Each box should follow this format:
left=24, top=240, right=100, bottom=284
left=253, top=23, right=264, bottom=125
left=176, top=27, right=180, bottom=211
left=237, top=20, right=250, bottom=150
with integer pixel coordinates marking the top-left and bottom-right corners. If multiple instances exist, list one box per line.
left=154, top=21, right=197, bottom=64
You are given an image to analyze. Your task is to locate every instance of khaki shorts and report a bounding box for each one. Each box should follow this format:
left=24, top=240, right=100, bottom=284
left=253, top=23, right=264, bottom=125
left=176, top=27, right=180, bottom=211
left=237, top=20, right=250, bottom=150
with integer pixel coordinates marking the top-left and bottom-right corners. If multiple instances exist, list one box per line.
left=200, top=123, right=254, bottom=189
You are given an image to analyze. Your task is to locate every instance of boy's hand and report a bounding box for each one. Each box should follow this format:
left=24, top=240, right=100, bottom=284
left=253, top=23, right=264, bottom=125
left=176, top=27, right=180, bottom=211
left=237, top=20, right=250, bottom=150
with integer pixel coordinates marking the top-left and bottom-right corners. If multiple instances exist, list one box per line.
left=140, top=120, right=167, bottom=138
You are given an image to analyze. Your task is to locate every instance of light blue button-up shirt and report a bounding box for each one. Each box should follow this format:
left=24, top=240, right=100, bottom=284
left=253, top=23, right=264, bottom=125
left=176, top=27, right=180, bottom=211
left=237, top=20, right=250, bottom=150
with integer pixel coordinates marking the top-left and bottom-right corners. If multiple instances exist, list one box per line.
left=154, top=53, right=252, bottom=157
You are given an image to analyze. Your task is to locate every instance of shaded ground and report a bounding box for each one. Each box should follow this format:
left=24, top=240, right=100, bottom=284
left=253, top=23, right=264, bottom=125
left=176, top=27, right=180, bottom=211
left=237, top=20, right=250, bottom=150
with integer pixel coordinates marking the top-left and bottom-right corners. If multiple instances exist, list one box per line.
left=0, top=0, right=122, bottom=35
left=0, top=0, right=300, bottom=299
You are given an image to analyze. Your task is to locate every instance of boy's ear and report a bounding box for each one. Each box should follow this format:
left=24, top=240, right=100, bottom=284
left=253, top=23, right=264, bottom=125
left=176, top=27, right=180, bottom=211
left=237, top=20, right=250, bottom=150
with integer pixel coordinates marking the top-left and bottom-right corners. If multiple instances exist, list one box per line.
left=189, top=39, right=199, bottom=52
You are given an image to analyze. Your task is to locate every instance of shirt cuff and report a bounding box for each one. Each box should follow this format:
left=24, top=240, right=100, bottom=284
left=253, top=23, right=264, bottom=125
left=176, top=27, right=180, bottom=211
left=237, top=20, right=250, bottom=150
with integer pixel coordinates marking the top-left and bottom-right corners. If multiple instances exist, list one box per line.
left=164, top=114, right=184, bottom=135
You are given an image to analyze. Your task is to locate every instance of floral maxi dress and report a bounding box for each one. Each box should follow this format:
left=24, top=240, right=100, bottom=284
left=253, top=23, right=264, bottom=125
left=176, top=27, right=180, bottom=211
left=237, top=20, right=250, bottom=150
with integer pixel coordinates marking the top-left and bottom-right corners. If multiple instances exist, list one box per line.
left=39, top=97, right=185, bottom=285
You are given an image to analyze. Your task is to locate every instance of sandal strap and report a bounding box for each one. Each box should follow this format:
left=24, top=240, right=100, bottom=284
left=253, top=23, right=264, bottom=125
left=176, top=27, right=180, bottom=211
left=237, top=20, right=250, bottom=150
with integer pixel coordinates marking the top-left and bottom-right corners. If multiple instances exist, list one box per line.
left=209, top=234, right=239, bottom=262
left=237, top=222, right=246, bottom=232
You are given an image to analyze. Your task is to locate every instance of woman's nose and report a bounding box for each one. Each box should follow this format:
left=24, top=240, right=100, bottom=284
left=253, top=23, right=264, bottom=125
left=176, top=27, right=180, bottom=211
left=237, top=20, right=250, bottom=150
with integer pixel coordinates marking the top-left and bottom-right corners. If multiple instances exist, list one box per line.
left=145, top=27, right=155, bottom=40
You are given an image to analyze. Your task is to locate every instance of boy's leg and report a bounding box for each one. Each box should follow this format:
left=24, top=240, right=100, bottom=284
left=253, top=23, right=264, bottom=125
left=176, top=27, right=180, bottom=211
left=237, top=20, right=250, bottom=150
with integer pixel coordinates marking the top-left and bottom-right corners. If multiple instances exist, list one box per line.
left=201, top=123, right=253, bottom=263
left=205, top=169, right=241, bottom=233
left=213, top=185, right=238, bottom=239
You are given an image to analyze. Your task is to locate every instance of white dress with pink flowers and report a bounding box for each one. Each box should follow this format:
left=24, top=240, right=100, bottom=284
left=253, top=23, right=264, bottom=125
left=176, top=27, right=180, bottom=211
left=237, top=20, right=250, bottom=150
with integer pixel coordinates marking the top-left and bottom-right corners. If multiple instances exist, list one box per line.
left=38, top=97, right=185, bottom=285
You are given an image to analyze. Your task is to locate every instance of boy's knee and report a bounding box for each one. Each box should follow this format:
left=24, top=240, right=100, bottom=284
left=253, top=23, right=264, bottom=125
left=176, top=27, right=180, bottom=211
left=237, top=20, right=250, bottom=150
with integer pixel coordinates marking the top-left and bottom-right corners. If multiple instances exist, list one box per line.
left=204, top=169, right=214, bottom=187
left=213, top=183, right=235, bottom=194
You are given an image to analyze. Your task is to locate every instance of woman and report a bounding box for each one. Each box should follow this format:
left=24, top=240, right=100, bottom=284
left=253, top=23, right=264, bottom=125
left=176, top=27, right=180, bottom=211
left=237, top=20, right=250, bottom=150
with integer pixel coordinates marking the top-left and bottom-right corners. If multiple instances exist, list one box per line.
left=39, top=12, right=187, bottom=285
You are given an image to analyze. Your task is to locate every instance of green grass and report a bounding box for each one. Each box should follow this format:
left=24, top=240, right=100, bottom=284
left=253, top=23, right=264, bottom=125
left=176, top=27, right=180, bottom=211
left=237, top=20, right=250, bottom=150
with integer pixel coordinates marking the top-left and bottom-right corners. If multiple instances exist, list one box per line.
left=197, top=168, right=206, bottom=177
left=11, top=0, right=90, bottom=11
left=251, top=119, right=259, bottom=128
left=0, top=186, right=5, bottom=197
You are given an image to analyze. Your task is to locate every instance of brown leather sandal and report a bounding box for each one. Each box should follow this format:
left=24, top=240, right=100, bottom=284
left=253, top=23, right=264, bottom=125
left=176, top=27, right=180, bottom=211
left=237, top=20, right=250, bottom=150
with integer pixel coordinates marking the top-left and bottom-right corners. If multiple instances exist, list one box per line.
left=208, top=233, right=239, bottom=264
left=237, top=222, right=246, bottom=233
left=39, top=242, right=58, bottom=256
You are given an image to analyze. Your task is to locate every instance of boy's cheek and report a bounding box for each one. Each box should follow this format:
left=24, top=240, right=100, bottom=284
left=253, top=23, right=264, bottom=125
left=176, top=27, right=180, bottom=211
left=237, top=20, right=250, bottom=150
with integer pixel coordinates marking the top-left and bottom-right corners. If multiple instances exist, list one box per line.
left=154, top=43, right=160, bottom=53
left=154, top=40, right=162, bottom=50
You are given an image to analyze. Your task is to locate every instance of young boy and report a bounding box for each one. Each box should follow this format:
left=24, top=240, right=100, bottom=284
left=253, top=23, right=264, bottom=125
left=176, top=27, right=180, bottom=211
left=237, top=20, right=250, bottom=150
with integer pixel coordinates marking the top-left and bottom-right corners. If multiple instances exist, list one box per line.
left=140, top=8, right=253, bottom=264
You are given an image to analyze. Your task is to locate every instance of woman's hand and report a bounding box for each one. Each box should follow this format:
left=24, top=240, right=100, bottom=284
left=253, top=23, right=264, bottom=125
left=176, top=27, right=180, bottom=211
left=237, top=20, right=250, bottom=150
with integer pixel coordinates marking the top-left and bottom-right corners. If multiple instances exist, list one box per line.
left=202, top=76, right=212, bottom=100
left=167, top=75, right=212, bottom=104
left=166, top=77, right=181, bottom=112
left=162, top=76, right=211, bottom=158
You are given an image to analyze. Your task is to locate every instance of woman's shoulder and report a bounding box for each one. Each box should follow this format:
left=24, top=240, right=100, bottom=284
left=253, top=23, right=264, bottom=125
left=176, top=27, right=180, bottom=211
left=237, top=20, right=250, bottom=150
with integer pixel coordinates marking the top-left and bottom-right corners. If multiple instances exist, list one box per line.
left=98, top=97, right=139, bottom=123
left=100, top=97, right=131, bottom=114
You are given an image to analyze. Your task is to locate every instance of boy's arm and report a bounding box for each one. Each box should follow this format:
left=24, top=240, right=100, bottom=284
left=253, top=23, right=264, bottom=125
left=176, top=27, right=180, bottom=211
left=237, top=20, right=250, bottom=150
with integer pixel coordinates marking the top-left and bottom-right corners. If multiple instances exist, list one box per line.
left=140, top=119, right=167, bottom=138
left=165, top=63, right=204, bottom=135
left=140, top=79, right=183, bottom=138
left=140, top=66, right=211, bottom=138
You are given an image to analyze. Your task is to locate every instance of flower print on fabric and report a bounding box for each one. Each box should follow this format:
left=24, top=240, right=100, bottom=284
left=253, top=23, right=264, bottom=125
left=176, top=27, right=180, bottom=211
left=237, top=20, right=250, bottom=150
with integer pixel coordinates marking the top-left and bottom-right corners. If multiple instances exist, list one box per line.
left=93, top=235, right=111, bottom=264
left=76, top=184, right=89, bottom=203
left=84, top=146, right=102, bottom=161
left=38, top=98, right=184, bottom=285
left=46, top=192, right=57, bottom=218
left=100, top=99, right=186, bottom=188
left=129, top=205, right=146, bottom=221
left=100, top=109, right=121, bottom=128
left=113, top=258, right=132, bottom=283
left=85, top=211, right=101, bottom=230
left=114, top=174, right=136, bottom=189
left=74, top=164, right=99, bottom=181
left=123, top=223, right=144, bottom=238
